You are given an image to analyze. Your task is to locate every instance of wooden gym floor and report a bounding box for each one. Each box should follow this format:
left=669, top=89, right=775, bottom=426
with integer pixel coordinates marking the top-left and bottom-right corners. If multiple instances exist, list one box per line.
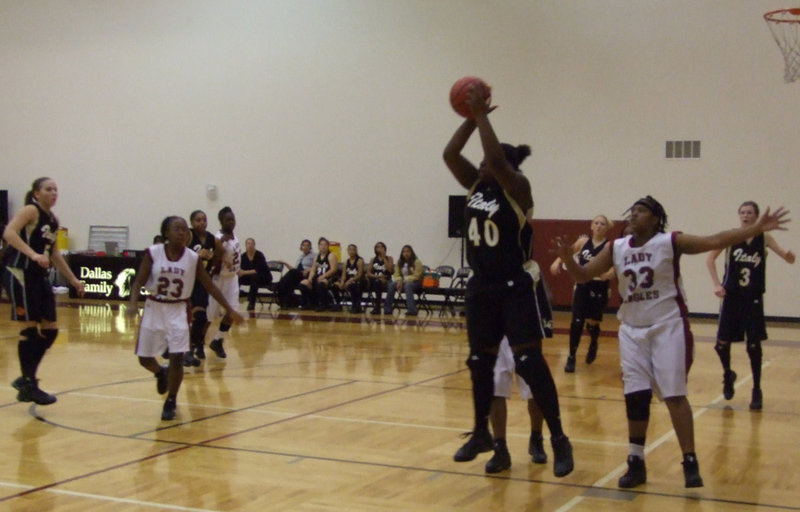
left=1, top=298, right=799, bottom=511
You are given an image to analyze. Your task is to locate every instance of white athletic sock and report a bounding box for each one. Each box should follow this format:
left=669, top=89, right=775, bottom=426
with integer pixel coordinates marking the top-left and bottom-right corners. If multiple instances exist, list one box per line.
left=629, top=443, right=645, bottom=459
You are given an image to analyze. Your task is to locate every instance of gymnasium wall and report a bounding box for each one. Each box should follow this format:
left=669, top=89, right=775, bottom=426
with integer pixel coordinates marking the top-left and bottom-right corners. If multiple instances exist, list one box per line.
left=1, top=1, right=797, bottom=317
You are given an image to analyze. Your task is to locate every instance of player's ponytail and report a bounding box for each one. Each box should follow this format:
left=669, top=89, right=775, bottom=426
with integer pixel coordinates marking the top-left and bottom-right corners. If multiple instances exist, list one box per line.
left=500, top=143, right=531, bottom=170
left=25, top=177, right=51, bottom=205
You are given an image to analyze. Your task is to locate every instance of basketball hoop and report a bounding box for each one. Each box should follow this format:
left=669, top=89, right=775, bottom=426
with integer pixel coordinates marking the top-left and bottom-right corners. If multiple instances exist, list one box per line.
left=764, top=8, right=800, bottom=82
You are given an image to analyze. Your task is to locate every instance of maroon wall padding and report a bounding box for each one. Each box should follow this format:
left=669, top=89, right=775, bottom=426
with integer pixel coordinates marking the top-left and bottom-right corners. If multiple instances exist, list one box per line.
left=530, top=219, right=626, bottom=309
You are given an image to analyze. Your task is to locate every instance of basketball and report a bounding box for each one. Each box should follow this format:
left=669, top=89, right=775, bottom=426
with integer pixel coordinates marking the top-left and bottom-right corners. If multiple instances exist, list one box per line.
left=449, top=76, right=491, bottom=119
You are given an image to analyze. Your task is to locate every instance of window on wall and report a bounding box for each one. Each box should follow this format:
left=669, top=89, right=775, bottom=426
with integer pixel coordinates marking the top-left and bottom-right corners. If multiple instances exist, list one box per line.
left=665, top=140, right=701, bottom=159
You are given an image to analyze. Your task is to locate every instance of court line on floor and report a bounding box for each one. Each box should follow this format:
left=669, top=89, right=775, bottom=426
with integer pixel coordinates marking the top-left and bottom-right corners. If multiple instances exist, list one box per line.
left=5, top=361, right=797, bottom=511
left=0, top=368, right=466, bottom=506
left=0, top=481, right=221, bottom=512
left=54, top=390, right=631, bottom=448
left=553, top=363, right=770, bottom=512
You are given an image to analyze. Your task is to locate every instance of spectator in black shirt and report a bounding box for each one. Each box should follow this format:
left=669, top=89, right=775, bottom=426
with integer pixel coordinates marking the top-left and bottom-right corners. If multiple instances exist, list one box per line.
left=240, top=237, right=271, bottom=311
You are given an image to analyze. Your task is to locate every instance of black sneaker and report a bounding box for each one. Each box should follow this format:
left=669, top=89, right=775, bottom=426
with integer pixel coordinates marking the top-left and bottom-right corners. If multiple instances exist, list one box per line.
left=155, top=366, right=168, bottom=395
left=564, top=355, right=576, bottom=373
left=195, top=344, right=206, bottom=360
left=485, top=440, right=511, bottom=473
left=209, top=338, right=226, bottom=358
left=551, top=434, right=574, bottom=477
left=618, top=455, right=647, bottom=488
left=453, top=429, right=493, bottom=462
left=370, top=307, right=381, bottom=314
left=723, top=370, right=737, bottom=400
left=682, top=454, right=704, bottom=488
left=161, top=396, right=177, bottom=421
left=16, top=378, right=57, bottom=405
left=585, top=340, right=598, bottom=364
left=183, top=351, right=201, bottom=367
left=11, top=376, right=25, bottom=392
left=749, top=388, right=763, bottom=410
left=529, top=432, right=547, bottom=464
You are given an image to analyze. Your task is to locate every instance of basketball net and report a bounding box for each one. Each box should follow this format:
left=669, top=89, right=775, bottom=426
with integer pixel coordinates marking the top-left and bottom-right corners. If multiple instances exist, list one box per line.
left=764, top=8, right=800, bottom=83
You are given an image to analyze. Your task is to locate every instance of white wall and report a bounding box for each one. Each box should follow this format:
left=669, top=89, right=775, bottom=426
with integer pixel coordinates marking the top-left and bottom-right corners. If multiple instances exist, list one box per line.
left=1, top=0, right=798, bottom=316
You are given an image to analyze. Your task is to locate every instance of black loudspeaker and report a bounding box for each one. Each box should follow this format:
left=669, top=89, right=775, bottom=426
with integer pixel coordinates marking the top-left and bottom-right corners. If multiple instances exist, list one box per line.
left=448, top=195, right=467, bottom=238
left=0, top=190, right=7, bottom=229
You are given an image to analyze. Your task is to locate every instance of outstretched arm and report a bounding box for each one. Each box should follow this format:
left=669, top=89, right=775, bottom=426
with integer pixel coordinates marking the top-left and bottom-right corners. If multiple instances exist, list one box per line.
left=443, top=118, right=480, bottom=189
left=765, top=233, right=796, bottom=264
left=549, top=236, right=587, bottom=275
left=553, top=236, right=614, bottom=283
left=676, top=207, right=791, bottom=255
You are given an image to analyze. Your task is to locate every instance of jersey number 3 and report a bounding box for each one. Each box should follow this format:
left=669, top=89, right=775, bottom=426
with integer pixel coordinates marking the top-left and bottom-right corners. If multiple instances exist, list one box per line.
left=468, top=217, right=499, bottom=248
left=738, top=268, right=750, bottom=287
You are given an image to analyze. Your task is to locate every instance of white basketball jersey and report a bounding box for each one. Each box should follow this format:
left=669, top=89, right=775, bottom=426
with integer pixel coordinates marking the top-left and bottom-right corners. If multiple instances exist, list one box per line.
left=145, top=243, right=198, bottom=301
left=612, top=232, right=689, bottom=327
left=216, top=231, right=241, bottom=278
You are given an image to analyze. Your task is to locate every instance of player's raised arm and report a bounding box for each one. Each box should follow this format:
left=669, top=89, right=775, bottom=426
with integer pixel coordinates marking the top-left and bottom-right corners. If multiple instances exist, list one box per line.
left=443, top=117, right=480, bottom=189
left=466, top=85, right=532, bottom=212
left=553, top=236, right=614, bottom=283
left=676, top=207, right=790, bottom=255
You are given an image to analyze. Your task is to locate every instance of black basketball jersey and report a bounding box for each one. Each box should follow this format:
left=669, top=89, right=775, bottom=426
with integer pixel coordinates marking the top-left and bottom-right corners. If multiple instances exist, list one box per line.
left=577, top=238, right=608, bottom=266
left=190, top=229, right=216, bottom=270
left=722, top=234, right=766, bottom=296
left=465, top=180, right=532, bottom=281
left=5, top=201, right=58, bottom=276
left=345, top=257, right=362, bottom=278
left=315, top=252, right=331, bottom=276
left=371, top=256, right=390, bottom=277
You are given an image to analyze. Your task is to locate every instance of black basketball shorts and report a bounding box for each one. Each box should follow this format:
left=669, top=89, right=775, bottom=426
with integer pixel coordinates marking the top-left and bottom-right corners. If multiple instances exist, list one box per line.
left=572, top=281, right=609, bottom=323
left=465, top=271, right=545, bottom=352
left=717, top=293, right=767, bottom=343
left=3, top=267, right=57, bottom=323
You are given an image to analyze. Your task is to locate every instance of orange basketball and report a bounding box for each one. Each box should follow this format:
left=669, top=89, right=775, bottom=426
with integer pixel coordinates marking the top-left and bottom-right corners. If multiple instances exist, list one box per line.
left=449, top=76, right=491, bottom=119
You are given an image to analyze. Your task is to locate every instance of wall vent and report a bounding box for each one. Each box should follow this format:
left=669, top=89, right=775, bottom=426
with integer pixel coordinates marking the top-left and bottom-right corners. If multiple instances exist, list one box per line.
left=665, top=140, right=701, bottom=159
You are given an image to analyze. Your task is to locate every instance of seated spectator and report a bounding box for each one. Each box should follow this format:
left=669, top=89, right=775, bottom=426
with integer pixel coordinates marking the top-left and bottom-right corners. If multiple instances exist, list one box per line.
left=366, top=242, right=394, bottom=314
left=383, top=244, right=423, bottom=316
left=240, top=237, right=272, bottom=311
left=300, top=237, right=339, bottom=311
left=276, top=239, right=315, bottom=308
left=153, top=234, right=165, bottom=244
left=335, top=244, right=366, bottom=313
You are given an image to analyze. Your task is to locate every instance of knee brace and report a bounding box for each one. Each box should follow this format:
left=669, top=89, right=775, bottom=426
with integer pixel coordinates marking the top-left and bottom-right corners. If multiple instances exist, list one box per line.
left=746, top=340, right=762, bottom=360
left=466, top=350, right=496, bottom=378
left=569, top=319, right=585, bottom=351
left=513, top=346, right=551, bottom=390
left=20, top=326, right=39, bottom=343
left=586, top=323, right=600, bottom=338
left=625, top=389, right=653, bottom=422
left=41, top=328, right=58, bottom=349
left=190, top=310, right=208, bottom=344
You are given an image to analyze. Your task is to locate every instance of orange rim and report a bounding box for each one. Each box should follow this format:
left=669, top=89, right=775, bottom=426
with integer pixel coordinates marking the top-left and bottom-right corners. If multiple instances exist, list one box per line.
left=764, top=8, right=800, bottom=22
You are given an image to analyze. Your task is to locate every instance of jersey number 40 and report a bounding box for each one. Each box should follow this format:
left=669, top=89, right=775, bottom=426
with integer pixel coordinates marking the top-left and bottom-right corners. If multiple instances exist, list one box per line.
left=468, top=217, right=500, bottom=247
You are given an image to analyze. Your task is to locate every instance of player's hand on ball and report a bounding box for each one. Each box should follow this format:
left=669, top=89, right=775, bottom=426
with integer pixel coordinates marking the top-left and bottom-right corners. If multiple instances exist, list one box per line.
left=466, top=84, right=492, bottom=117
